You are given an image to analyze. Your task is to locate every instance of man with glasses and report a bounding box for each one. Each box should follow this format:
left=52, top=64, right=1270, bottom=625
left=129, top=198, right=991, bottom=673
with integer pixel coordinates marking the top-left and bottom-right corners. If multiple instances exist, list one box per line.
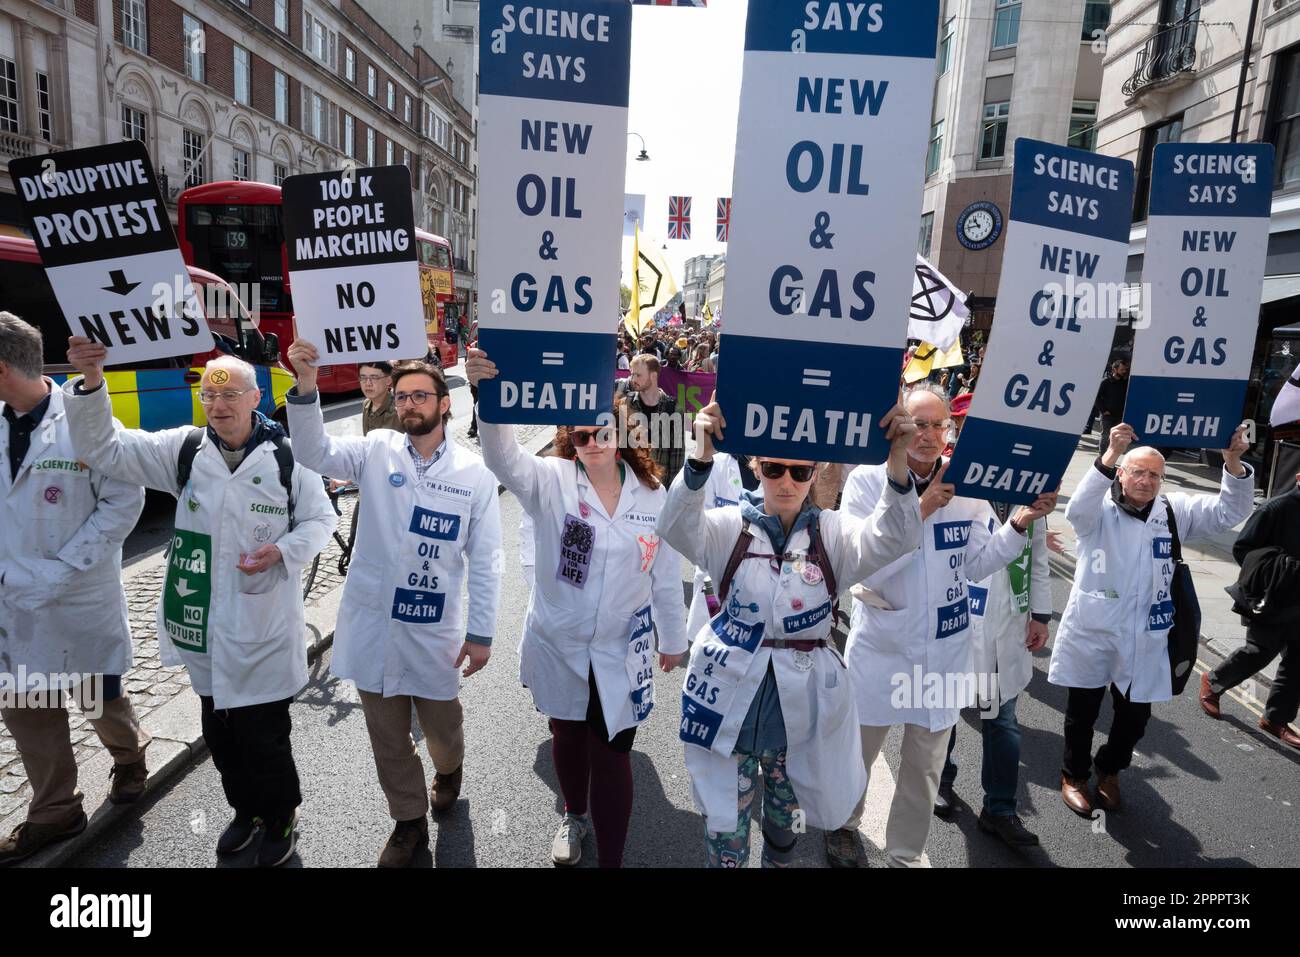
left=62, top=339, right=336, bottom=867
left=358, top=361, right=400, bottom=435
left=1051, top=422, right=1253, bottom=816
left=285, top=342, right=501, bottom=868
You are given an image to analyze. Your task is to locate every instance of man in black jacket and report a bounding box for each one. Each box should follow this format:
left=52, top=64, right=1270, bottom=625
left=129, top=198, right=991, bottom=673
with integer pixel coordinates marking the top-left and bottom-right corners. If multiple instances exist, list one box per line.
left=1200, top=474, right=1300, bottom=748
left=1095, top=360, right=1129, bottom=453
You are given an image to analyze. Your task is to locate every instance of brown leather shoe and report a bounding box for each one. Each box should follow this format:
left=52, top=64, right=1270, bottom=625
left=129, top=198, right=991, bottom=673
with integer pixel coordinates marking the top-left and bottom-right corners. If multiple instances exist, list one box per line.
left=108, top=757, right=148, bottom=805
left=378, top=817, right=429, bottom=868
left=0, top=812, right=88, bottom=866
left=1199, top=672, right=1222, bottom=720
left=1259, top=718, right=1300, bottom=750
left=1061, top=776, right=1093, bottom=817
left=431, top=765, right=462, bottom=814
left=1095, top=772, right=1121, bottom=811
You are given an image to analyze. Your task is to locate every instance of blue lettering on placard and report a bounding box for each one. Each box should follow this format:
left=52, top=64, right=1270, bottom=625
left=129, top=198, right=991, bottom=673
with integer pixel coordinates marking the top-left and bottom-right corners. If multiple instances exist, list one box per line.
left=710, top=613, right=765, bottom=653
left=1153, top=537, right=1173, bottom=560
left=782, top=601, right=833, bottom=634
left=1148, top=600, right=1175, bottom=631
left=935, top=598, right=970, bottom=639
left=968, top=585, right=988, bottom=618
left=392, top=588, right=446, bottom=624
left=629, top=605, right=653, bottom=643
left=933, top=521, right=972, bottom=551
left=409, top=507, right=461, bottom=541
left=630, top=685, right=653, bottom=722
left=680, top=695, right=724, bottom=749
left=713, top=496, right=739, bottom=508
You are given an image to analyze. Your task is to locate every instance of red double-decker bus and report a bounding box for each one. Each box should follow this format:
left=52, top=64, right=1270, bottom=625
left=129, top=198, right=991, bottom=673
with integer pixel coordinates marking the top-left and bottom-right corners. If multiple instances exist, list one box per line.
left=177, top=180, right=458, bottom=393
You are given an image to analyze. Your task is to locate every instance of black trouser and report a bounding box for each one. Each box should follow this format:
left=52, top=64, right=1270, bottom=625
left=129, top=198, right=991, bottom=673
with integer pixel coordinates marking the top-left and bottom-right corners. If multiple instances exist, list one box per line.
left=200, top=695, right=300, bottom=824
left=1209, top=624, right=1300, bottom=726
left=469, top=383, right=479, bottom=434
left=1062, top=684, right=1152, bottom=780
left=1099, top=412, right=1120, bottom=452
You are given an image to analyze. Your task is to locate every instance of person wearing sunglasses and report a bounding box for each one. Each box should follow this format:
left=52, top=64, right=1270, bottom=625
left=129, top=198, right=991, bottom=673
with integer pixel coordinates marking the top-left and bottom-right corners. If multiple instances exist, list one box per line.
left=285, top=341, right=502, bottom=867
left=828, top=383, right=1057, bottom=869
left=467, top=347, right=687, bottom=868
left=658, top=394, right=922, bottom=868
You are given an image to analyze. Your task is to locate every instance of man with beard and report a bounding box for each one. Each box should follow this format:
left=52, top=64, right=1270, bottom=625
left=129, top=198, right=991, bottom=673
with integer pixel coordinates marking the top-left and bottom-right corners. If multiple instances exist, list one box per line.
left=285, top=342, right=502, bottom=867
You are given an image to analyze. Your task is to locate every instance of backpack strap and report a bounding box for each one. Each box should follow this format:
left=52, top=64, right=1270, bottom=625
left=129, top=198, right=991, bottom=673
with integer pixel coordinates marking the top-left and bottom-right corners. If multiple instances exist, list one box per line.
left=175, top=428, right=203, bottom=497
left=271, top=435, right=297, bottom=531
left=175, top=427, right=296, bottom=530
left=716, top=519, right=754, bottom=604
left=806, top=513, right=838, bottom=599
left=1164, top=500, right=1183, bottom=563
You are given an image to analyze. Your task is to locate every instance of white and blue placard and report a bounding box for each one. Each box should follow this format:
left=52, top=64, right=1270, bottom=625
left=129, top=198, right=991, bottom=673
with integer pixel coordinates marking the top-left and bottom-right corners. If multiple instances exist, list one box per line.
left=1124, top=144, right=1274, bottom=448
left=476, top=0, right=630, bottom=425
left=948, top=139, right=1135, bottom=504
left=712, top=0, right=940, bottom=464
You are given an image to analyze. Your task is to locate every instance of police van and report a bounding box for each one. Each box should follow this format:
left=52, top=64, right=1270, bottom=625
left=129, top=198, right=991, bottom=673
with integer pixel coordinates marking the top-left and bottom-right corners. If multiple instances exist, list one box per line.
left=0, top=235, right=294, bottom=429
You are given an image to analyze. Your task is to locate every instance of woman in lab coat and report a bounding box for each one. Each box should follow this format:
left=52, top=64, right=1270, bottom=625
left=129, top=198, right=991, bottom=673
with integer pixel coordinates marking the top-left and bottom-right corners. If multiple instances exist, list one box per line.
left=467, top=348, right=687, bottom=868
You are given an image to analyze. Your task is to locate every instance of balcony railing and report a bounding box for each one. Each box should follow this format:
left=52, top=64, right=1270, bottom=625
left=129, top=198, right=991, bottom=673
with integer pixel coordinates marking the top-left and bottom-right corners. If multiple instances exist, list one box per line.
left=1123, top=14, right=1200, bottom=98
left=0, top=130, right=42, bottom=160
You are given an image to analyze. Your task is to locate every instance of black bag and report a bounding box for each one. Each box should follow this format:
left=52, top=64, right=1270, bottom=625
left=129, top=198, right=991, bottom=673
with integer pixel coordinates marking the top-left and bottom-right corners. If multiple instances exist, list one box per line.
left=1164, top=502, right=1201, bottom=695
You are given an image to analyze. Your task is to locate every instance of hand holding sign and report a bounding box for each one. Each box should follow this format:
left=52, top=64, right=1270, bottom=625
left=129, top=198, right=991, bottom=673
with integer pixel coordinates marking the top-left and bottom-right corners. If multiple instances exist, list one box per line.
left=465, top=347, right=498, bottom=388
left=881, top=401, right=916, bottom=488
left=1103, top=422, right=1137, bottom=467
left=66, top=335, right=108, bottom=391
left=1222, top=422, right=1250, bottom=477
left=692, top=393, right=724, bottom=463
left=286, top=339, right=320, bottom=394
left=1011, top=490, right=1059, bottom=531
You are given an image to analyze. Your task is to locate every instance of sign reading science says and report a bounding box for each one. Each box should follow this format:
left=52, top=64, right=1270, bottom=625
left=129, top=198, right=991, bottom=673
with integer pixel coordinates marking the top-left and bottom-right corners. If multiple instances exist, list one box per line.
left=9, top=140, right=213, bottom=364
left=475, top=0, right=630, bottom=425
left=947, top=139, right=1135, bottom=504
left=281, top=165, right=426, bottom=365
left=1124, top=144, right=1273, bottom=448
left=713, top=0, right=939, bottom=464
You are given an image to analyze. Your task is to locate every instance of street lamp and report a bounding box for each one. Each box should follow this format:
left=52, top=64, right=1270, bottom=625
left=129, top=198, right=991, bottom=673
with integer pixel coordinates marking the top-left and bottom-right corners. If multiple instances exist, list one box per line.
left=628, top=132, right=650, bottom=162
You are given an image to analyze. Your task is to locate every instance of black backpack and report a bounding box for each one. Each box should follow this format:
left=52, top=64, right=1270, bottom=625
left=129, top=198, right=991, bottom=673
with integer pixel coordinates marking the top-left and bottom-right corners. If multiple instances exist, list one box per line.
left=175, top=428, right=297, bottom=530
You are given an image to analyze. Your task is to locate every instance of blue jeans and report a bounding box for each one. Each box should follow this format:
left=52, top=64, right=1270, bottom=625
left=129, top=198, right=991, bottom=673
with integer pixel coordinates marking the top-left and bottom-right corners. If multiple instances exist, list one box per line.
left=940, top=696, right=1021, bottom=817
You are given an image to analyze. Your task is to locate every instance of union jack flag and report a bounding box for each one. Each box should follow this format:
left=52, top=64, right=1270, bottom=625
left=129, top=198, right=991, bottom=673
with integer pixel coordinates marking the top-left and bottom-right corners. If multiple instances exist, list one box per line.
left=716, top=197, right=731, bottom=243
left=631, top=0, right=706, bottom=6
left=668, top=195, right=691, bottom=240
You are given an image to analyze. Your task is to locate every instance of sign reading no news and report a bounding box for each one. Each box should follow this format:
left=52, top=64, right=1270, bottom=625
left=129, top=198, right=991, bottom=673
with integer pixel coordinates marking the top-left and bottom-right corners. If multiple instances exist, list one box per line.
left=282, top=165, right=426, bottom=365
left=9, top=140, right=213, bottom=364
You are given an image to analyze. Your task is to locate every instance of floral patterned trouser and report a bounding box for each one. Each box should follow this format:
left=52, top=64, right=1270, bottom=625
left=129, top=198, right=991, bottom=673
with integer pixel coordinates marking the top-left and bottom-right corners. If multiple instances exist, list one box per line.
left=705, top=748, right=800, bottom=868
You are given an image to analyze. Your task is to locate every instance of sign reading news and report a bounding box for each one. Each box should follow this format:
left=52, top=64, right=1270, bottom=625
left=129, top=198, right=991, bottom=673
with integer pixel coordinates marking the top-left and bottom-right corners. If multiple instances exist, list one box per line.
left=1124, top=143, right=1273, bottom=448
left=476, top=0, right=630, bottom=425
left=948, top=139, right=1135, bottom=504
left=713, top=0, right=939, bottom=464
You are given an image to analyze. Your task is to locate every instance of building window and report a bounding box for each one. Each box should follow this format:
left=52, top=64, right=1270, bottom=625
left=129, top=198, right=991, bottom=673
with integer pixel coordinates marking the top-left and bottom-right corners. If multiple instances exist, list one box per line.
left=404, top=95, right=412, bottom=124
left=1082, top=1, right=1111, bottom=42
left=926, top=120, right=944, bottom=177
left=917, top=212, right=935, bottom=258
left=122, top=0, right=147, bottom=54
left=386, top=140, right=394, bottom=165
left=992, top=0, right=1021, bottom=51
left=121, top=104, right=147, bottom=143
left=345, top=47, right=355, bottom=82
left=274, top=162, right=288, bottom=185
left=366, top=128, right=375, bottom=166
left=233, top=148, right=250, bottom=181
left=1068, top=100, right=1099, bottom=152
left=402, top=148, right=410, bottom=170
left=275, top=70, right=288, bottom=123
left=1133, top=114, right=1183, bottom=222
left=234, top=46, right=250, bottom=105
left=343, top=114, right=354, bottom=157
left=183, top=129, right=206, bottom=188
left=313, top=92, right=326, bottom=141
left=1269, top=46, right=1300, bottom=189
left=938, top=17, right=955, bottom=74
left=387, top=81, right=395, bottom=111
left=305, top=12, right=334, bottom=68
left=183, top=14, right=204, bottom=83
left=0, top=58, right=18, bottom=133
left=274, top=0, right=288, bottom=33
left=367, top=65, right=377, bottom=98
left=36, top=72, right=51, bottom=141
left=980, top=100, right=1010, bottom=160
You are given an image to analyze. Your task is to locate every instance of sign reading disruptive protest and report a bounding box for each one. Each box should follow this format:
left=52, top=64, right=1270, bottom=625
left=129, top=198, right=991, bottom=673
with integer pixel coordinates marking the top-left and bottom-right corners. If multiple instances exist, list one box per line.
left=281, top=164, right=426, bottom=365
left=948, top=139, right=1135, bottom=503
left=713, top=0, right=940, bottom=464
left=475, top=0, right=630, bottom=425
left=1124, top=144, right=1274, bottom=448
left=8, top=140, right=214, bottom=364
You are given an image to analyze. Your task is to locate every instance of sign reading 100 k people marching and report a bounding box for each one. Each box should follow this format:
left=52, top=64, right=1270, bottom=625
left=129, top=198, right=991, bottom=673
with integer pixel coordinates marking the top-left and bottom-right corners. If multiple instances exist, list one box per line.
left=475, top=0, right=631, bottom=425
left=712, top=0, right=940, bottom=464
left=1123, top=143, right=1274, bottom=448
left=947, top=139, right=1135, bottom=504
left=281, top=164, right=427, bottom=365
left=9, top=140, right=214, bottom=365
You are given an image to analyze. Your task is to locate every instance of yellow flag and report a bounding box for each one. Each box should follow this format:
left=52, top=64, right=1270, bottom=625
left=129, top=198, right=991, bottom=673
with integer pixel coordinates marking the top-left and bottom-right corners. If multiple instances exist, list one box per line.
left=903, top=340, right=964, bottom=384
left=624, top=223, right=645, bottom=337
left=702, top=303, right=714, bottom=326
left=626, top=222, right=678, bottom=337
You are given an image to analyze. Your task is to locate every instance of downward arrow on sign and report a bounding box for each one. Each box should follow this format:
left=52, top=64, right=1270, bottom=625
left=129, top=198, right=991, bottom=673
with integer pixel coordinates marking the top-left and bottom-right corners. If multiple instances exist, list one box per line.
left=103, top=269, right=141, bottom=296
left=174, top=578, right=197, bottom=598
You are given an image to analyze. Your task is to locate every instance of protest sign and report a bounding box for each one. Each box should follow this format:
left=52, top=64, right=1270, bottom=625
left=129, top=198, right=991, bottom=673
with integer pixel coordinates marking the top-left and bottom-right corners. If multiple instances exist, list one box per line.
left=476, top=0, right=630, bottom=425
left=9, top=140, right=213, bottom=364
left=713, top=0, right=939, bottom=464
left=1124, top=143, right=1274, bottom=447
left=948, top=139, right=1135, bottom=503
left=281, top=165, right=426, bottom=365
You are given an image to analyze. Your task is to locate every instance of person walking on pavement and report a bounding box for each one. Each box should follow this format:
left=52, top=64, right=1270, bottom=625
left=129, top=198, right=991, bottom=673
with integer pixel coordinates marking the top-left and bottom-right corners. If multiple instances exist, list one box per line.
left=285, top=342, right=502, bottom=867
left=62, top=338, right=335, bottom=867
left=1095, top=360, right=1129, bottom=453
left=617, top=353, right=687, bottom=487
left=826, top=384, right=1056, bottom=868
left=468, top=347, right=687, bottom=868
left=1051, top=422, right=1254, bottom=816
left=0, top=313, right=149, bottom=866
left=660, top=395, right=921, bottom=868
left=1200, top=468, right=1300, bottom=749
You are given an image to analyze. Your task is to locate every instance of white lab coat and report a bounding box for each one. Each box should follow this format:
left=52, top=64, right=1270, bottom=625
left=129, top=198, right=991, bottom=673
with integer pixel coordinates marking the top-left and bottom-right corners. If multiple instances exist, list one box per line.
left=62, top=381, right=335, bottom=709
left=1050, top=460, right=1254, bottom=703
left=287, top=394, right=502, bottom=700
left=659, top=468, right=921, bottom=833
left=684, top=453, right=745, bottom=640
left=479, top=420, right=687, bottom=739
left=968, top=514, right=1052, bottom=706
left=0, top=384, right=143, bottom=690
left=841, top=461, right=1031, bottom=732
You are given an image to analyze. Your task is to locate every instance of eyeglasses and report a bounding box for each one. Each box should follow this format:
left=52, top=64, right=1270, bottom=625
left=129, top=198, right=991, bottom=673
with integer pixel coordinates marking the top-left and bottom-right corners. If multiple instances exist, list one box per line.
left=197, top=389, right=254, bottom=405
left=1122, top=466, right=1164, bottom=483
left=759, top=462, right=816, bottom=482
left=570, top=427, right=615, bottom=447
left=913, top=419, right=954, bottom=433
left=394, top=390, right=444, bottom=407
left=358, top=374, right=391, bottom=383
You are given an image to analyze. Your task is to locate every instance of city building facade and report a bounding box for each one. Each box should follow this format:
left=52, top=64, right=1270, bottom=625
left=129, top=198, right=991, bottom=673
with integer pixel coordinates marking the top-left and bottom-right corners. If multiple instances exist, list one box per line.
left=681, top=252, right=719, bottom=319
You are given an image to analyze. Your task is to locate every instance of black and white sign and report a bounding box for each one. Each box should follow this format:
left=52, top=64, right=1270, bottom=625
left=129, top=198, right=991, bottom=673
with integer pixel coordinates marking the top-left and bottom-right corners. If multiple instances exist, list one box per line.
left=9, top=140, right=213, bottom=363
left=281, top=165, right=426, bottom=364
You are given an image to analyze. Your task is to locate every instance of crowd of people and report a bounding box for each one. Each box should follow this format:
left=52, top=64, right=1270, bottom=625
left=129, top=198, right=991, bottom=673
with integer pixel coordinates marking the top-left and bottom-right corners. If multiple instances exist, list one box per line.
left=0, top=307, right=1295, bottom=871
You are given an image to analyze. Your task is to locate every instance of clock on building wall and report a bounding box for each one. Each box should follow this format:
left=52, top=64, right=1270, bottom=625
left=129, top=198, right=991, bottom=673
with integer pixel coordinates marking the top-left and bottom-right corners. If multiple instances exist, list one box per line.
left=955, top=201, right=1004, bottom=251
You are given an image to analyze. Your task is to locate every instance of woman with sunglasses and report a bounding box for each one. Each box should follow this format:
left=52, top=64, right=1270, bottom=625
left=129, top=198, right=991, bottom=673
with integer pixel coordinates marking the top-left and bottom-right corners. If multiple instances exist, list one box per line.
left=466, top=348, right=687, bottom=868
left=658, top=395, right=922, bottom=867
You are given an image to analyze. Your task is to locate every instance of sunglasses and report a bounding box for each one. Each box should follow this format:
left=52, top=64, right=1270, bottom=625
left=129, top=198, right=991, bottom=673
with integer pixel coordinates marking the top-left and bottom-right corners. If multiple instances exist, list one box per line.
left=759, top=462, right=816, bottom=482
left=570, top=427, right=615, bottom=447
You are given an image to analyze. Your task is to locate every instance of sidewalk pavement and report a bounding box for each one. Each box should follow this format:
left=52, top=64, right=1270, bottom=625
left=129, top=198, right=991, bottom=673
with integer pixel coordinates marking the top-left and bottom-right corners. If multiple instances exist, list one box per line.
left=0, top=415, right=556, bottom=867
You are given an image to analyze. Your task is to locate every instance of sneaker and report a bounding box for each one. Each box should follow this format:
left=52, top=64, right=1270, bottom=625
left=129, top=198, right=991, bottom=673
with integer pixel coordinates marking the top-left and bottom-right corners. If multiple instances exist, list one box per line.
left=431, top=765, right=462, bottom=814
left=824, top=827, right=868, bottom=868
left=551, top=813, right=589, bottom=866
left=0, top=812, right=88, bottom=867
left=378, top=817, right=430, bottom=868
left=977, top=810, right=1040, bottom=847
left=933, top=781, right=957, bottom=818
left=255, top=808, right=299, bottom=868
left=107, top=757, right=149, bottom=805
left=216, top=814, right=262, bottom=855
